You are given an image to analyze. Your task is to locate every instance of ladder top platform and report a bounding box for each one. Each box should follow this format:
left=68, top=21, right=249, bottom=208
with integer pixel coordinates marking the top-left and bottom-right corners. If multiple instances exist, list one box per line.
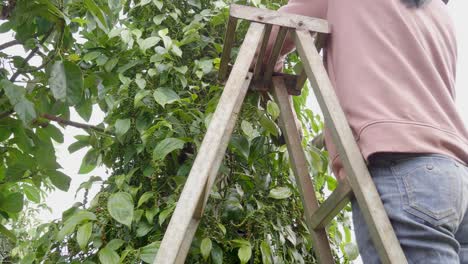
left=230, top=4, right=330, bottom=33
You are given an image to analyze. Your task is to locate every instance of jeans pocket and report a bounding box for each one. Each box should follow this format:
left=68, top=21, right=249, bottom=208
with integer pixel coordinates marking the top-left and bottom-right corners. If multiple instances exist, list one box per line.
left=392, top=158, right=460, bottom=228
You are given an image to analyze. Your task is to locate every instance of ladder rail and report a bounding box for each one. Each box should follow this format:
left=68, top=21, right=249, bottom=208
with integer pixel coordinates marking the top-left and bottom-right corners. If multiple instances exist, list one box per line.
left=293, top=29, right=408, bottom=264
left=272, top=77, right=335, bottom=264
left=153, top=22, right=265, bottom=264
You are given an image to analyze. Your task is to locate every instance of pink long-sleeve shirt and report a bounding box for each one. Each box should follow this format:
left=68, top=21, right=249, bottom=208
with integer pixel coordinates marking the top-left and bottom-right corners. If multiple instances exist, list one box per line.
left=278, top=0, right=468, bottom=179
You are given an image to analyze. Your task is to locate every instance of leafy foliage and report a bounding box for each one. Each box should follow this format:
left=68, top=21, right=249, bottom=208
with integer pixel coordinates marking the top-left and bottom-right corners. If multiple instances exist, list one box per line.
left=0, top=0, right=357, bottom=263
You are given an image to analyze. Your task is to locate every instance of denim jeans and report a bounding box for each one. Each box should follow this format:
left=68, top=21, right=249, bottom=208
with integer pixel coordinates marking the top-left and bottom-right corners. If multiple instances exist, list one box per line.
left=351, top=153, right=468, bottom=264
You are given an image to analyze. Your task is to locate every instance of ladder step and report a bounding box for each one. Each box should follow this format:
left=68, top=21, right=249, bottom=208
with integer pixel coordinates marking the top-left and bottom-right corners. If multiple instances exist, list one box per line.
left=310, top=180, right=353, bottom=230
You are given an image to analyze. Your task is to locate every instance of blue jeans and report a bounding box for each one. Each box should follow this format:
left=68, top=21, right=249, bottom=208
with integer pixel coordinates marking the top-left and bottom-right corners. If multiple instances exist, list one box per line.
left=351, top=153, right=468, bottom=264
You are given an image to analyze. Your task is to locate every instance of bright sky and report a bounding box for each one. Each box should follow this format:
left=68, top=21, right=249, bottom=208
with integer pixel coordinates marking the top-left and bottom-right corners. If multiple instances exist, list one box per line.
left=0, top=2, right=467, bottom=256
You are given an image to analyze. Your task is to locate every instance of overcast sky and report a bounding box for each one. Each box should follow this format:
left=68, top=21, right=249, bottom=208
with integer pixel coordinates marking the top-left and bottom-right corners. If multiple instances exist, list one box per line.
left=0, top=2, right=466, bottom=233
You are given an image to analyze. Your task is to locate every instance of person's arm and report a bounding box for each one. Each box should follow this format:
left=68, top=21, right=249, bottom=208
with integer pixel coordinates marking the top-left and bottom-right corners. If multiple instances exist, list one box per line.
left=263, top=0, right=328, bottom=69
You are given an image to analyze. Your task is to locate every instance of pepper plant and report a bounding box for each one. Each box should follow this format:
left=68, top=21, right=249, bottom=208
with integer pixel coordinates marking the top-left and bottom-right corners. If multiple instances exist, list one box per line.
left=0, top=0, right=357, bottom=263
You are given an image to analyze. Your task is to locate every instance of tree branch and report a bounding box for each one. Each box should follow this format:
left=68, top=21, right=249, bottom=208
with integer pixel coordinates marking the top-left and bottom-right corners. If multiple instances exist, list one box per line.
left=42, top=114, right=110, bottom=135
left=0, top=39, right=20, bottom=51
left=9, top=27, right=55, bottom=82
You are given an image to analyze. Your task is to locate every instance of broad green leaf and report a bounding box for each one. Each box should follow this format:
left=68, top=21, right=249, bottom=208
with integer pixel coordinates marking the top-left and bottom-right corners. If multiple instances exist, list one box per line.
left=107, top=192, right=134, bottom=227
left=105, top=58, right=119, bottom=72
left=83, top=51, right=101, bottom=61
left=211, top=242, right=223, bottom=264
left=0, top=224, right=16, bottom=243
left=260, top=241, right=273, bottom=264
left=241, top=120, right=257, bottom=140
left=238, top=244, right=252, bottom=264
left=153, top=14, right=165, bottom=25
left=1, top=79, right=23, bottom=105
left=137, top=192, right=154, bottom=208
left=152, top=0, right=163, bottom=10
left=0, top=192, right=23, bottom=213
left=158, top=205, right=174, bottom=225
left=49, top=60, right=84, bottom=106
left=268, top=186, right=292, bottom=199
left=115, top=119, right=131, bottom=139
left=139, top=0, right=151, bottom=6
left=48, top=170, right=72, bottom=191
left=77, top=222, right=93, bottom=250
left=57, top=210, right=97, bottom=241
left=153, top=88, right=180, bottom=107
left=44, top=124, right=64, bottom=143
left=0, top=80, right=37, bottom=124
left=23, top=184, right=41, bottom=203
left=139, top=242, right=160, bottom=263
left=200, top=238, right=212, bottom=260
left=267, top=101, right=280, bottom=120
left=84, top=0, right=108, bottom=30
left=135, top=74, right=146, bottom=89
left=153, top=138, right=185, bottom=161
left=136, top=221, right=152, bottom=237
left=139, top=36, right=160, bottom=52
left=107, top=239, right=125, bottom=250
left=79, top=157, right=97, bottom=175
left=98, top=247, right=119, bottom=264
left=14, top=99, right=36, bottom=125
left=260, top=115, right=278, bottom=136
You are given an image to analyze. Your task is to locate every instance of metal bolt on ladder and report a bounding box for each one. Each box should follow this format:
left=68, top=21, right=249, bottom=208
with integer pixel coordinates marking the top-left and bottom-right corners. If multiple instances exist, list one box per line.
left=154, top=4, right=408, bottom=264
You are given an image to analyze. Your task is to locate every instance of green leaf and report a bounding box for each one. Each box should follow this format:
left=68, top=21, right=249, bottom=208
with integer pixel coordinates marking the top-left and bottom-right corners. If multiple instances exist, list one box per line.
left=98, top=247, right=119, bottom=264
left=137, top=192, right=154, bottom=208
left=241, top=120, right=257, bottom=140
left=211, top=242, right=223, bottom=264
left=44, top=124, right=64, bottom=143
left=1, top=79, right=23, bottom=105
left=48, top=170, right=72, bottom=191
left=84, top=0, right=109, bottom=30
left=136, top=221, right=152, bottom=237
left=153, top=88, right=180, bottom=108
left=268, top=186, right=292, bottom=200
left=260, top=241, right=273, bottom=264
left=139, top=36, right=161, bottom=52
left=153, top=138, right=185, bottom=161
left=152, top=0, right=163, bottom=10
left=115, top=119, right=131, bottom=139
left=260, top=115, right=278, bottom=136
left=79, top=149, right=99, bottom=174
left=267, top=101, right=280, bottom=120
left=23, top=184, right=41, bottom=203
left=14, top=99, right=36, bottom=125
left=139, top=242, right=160, bottom=263
left=200, top=237, right=212, bottom=260
left=106, top=239, right=125, bottom=250
left=153, top=14, right=165, bottom=25
left=0, top=224, right=16, bottom=243
left=83, top=51, right=101, bottom=61
left=77, top=222, right=93, bottom=250
left=0, top=192, right=24, bottom=213
left=57, top=210, right=96, bottom=241
left=238, top=244, right=252, bottom=264
left=49, top=60, right=84, bottom=106
left=107, top=192, right=134, bottom=227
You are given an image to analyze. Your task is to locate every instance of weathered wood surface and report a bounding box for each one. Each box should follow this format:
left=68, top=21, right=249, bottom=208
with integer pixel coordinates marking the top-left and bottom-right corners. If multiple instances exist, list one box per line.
left=310, top=180, right=353, bottom=230
left=253, top=24, right=273, bottom=80
left=153, top=22, right=264, bottom=264
left=272, top=77, right=335, bottom=264
left=218, top=16, right=238, bottom=81
left=264, top=26, right=288, bottom=84
left=294, top=29, right=407, bottom=264
left=230, top=4, right=330, bottom=33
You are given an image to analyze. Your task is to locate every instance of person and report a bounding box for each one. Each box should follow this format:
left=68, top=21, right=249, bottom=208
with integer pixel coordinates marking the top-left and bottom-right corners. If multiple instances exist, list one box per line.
left=265, top=0, right=468, bottom=263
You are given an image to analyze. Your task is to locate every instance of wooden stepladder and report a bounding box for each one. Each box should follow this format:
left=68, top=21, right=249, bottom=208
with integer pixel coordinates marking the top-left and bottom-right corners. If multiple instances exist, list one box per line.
left=154, top=5, right=408, bottom=264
